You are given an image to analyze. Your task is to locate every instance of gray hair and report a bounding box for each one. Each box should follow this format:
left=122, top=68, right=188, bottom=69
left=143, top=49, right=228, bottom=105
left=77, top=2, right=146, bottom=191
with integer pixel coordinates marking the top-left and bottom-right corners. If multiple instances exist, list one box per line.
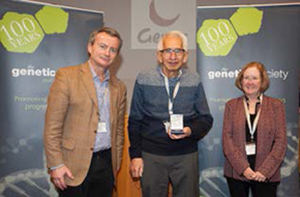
left=157, top=30, right=188, bottom=52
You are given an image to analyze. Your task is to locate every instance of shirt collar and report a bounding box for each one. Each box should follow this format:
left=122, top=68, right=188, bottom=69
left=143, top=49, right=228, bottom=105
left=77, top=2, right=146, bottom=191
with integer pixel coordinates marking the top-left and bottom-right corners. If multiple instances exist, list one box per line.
left=89, top=61, right=110, bottom=82
left=158, top=66, right=182, bottom=80
left=245, top=93, right=262, bottom=102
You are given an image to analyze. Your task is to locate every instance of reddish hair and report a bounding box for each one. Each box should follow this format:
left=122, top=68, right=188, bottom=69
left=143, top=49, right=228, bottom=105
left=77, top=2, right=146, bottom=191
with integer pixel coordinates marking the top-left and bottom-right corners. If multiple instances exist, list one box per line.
left=235, top=62, right=270, bottom=92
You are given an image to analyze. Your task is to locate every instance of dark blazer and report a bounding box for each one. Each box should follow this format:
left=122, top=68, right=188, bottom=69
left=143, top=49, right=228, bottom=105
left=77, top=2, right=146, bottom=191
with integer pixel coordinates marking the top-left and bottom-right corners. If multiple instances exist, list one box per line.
left=222, top=95, right=287, bottom=182
left=44, top=61, right=127, bottom=186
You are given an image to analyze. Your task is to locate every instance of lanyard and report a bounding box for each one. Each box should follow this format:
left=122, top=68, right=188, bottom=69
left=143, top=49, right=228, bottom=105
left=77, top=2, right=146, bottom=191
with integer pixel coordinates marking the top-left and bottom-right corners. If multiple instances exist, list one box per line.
left=243, top=94, right=263, bottom=141
left=161, top=69, right=182, bottom=115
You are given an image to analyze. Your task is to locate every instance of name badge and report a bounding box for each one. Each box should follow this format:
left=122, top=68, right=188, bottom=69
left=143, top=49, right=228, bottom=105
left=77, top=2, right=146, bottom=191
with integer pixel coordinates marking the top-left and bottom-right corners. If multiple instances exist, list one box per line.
left=170, top=114, right=184, bottom=135
left=245, top=143, right=256, bottom=155
left=97, top=122, right=107, bottom=133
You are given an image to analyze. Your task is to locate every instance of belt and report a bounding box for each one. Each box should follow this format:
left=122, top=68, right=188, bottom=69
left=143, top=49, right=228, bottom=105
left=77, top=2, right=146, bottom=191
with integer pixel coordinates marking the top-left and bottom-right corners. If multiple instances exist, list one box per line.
left=93, top=148, right=111, bottom=157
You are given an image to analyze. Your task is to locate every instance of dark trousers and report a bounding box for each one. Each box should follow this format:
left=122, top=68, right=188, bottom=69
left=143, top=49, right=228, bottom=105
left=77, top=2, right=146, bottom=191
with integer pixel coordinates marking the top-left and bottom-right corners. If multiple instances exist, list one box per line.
left=141, top=151, right=199, bottom=197
left=226, top=177, right=279, bottom=197
left=59, top=149, right=114, bottom=197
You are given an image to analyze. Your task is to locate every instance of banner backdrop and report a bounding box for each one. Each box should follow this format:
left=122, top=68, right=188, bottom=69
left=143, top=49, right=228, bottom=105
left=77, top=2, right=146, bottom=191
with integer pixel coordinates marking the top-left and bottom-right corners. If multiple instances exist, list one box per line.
left=197, top=4, right=300, bottom=197
left=0, top=0, right=103, bottom=196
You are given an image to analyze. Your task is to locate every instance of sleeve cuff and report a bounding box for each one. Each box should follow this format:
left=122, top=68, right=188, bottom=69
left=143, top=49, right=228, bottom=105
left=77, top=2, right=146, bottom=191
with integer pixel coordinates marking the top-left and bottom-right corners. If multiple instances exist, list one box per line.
left=50, top=164, right=64, bottom=171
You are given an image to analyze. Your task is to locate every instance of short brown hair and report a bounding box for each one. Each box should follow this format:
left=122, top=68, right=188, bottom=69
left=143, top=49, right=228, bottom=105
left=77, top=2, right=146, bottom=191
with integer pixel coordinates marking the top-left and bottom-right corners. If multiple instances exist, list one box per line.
left=235, top=61, right=270, bottom=93
left=88, top=27, right=123, bottom=52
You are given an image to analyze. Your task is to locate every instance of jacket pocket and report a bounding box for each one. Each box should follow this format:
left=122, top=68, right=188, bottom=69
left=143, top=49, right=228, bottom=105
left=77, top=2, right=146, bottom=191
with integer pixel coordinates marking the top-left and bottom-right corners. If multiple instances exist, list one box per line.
left=62, top=138, right=75, bottom=150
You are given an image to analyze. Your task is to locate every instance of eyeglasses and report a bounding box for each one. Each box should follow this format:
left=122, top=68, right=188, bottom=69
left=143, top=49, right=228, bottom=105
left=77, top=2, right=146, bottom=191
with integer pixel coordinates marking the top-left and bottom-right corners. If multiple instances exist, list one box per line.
left=160, top=48, right=185, bottom=56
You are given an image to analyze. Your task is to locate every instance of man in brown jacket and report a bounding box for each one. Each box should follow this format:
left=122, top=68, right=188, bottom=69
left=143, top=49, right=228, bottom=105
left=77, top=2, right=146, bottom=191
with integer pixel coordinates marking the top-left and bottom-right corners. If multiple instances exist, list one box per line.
left=44, top=27, right=126, bottom=197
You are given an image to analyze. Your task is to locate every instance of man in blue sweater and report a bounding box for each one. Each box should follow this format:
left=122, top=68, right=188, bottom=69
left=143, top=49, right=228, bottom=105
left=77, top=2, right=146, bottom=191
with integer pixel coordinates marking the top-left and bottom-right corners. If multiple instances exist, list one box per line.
left=128, top=30, right=213, bottom=197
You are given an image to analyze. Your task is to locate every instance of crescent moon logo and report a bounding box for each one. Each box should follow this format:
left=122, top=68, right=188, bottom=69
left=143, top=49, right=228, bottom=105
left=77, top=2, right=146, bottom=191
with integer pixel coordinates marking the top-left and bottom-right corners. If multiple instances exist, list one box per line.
left=149, top=0, right=180, bottom=27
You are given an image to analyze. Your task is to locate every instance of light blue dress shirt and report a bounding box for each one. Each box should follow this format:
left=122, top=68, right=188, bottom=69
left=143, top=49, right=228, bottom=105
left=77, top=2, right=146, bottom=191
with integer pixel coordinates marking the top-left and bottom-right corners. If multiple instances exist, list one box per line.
left=89, top=64, right=111, bottom=152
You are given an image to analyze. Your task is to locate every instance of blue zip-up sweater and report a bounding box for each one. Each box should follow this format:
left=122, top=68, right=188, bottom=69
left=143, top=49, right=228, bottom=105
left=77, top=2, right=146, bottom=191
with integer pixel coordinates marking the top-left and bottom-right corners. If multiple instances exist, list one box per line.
left=128, top=66, right=213, bottom=158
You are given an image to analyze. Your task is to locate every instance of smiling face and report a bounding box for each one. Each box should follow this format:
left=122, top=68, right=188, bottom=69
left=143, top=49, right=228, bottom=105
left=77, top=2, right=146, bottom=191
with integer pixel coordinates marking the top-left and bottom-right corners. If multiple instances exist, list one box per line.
left=88, top=32, right=120, bottom=70
left=241, top=67, right=262, bottom=98
left=157, top=35, right=188, bottom=78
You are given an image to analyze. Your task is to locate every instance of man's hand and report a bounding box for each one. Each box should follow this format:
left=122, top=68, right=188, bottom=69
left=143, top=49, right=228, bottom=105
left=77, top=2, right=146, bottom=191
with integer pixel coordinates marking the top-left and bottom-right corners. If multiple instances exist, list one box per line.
left=130, top=158, right=144, bottom=179
left=167, top=126, right=191, bottom=140
left=50, top=165, right=74, bottom=190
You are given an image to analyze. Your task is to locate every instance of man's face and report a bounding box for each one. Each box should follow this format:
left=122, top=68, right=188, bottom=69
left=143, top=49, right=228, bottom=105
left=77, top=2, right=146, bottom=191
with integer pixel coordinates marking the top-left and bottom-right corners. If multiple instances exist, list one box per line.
left=88, top=32, right=120, bottom=69
left=157, top=35, right=188, bottom=76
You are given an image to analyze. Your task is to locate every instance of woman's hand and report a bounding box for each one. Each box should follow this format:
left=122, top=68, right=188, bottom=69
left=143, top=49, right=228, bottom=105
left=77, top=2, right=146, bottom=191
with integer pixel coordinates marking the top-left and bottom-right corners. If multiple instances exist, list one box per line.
left=252, top=171, right=267, bottom=182
left=242, top=167, right=255, bottom=180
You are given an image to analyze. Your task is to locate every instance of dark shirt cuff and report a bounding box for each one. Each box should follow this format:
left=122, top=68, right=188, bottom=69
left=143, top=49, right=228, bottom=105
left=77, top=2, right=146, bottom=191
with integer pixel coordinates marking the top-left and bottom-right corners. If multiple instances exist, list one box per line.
left=129, top=147, right=142, bottom=159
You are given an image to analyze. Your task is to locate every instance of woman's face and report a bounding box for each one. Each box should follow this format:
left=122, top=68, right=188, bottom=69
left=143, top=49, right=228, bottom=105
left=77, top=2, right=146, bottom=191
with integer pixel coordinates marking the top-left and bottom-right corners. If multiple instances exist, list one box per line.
left=241, top=67, right=262, bottom=98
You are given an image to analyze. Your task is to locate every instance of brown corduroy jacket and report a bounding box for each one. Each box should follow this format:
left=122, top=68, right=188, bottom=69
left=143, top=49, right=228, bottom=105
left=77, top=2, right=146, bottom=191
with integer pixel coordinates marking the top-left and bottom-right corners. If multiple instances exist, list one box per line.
left=222, top=95, right=287, bottom=182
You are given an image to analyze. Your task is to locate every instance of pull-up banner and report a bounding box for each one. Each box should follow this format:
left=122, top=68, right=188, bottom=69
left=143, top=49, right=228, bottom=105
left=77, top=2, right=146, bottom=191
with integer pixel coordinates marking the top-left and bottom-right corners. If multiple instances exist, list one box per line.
left=197, top=4, right=300, bottom=197
left=0, top=0, right=103, bottom=196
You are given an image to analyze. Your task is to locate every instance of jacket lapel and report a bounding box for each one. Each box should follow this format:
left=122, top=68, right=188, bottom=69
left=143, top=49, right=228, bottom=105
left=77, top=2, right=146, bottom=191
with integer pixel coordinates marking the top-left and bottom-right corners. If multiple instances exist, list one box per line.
left=109, top=77, right=118, bottom=127
left=236, top=97, right=246, bottom=148
left=256, top=95, right=268, bottom=148
left=80, top=62, right=98, bottom=108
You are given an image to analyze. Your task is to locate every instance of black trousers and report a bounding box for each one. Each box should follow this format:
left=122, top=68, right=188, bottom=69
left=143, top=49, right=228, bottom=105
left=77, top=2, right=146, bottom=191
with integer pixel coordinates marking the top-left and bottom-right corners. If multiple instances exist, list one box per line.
left=226, top=177, right=279, bottom=197
left=59, top=149, right=114, bottom=197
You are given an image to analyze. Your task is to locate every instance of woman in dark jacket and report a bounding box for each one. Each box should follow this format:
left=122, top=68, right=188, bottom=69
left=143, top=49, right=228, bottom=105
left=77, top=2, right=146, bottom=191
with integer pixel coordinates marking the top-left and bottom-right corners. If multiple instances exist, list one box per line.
left=222, top=62, right=287, bottom=197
